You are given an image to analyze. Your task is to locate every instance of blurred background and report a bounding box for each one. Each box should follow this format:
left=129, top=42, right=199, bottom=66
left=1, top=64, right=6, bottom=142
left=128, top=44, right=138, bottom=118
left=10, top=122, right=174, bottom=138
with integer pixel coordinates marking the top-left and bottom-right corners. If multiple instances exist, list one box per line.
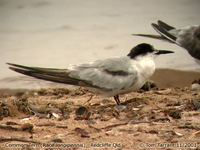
left=0, top=0, right=200, bottom=88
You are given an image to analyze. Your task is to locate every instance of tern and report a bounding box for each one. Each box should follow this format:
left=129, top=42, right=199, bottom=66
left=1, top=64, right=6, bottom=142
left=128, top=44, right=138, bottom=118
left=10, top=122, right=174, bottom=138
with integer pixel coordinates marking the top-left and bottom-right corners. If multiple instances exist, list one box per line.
left=7, top=43, right=174, bottom=105
left=132, top=20, right=200, bottom=60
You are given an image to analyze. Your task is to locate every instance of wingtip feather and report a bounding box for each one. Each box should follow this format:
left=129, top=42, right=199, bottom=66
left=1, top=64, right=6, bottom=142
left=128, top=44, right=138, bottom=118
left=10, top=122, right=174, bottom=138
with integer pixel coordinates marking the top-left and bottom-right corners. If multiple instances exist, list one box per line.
left=151, top=22, right=176, bottom=43
left=157, top=20, right=175, bottom=30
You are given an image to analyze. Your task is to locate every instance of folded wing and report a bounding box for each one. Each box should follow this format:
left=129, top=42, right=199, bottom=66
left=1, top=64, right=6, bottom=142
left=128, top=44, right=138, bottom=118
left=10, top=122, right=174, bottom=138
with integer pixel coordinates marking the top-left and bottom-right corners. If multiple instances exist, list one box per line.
left=69, top=57, right=138, bottom=91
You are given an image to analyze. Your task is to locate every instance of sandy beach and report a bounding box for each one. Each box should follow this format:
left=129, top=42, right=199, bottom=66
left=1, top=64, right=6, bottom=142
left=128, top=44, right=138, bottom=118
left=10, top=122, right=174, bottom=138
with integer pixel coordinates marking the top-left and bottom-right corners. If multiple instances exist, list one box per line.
left=0, top=84, right=200, bottom=150
left=0, top=0, right=200, bottom=149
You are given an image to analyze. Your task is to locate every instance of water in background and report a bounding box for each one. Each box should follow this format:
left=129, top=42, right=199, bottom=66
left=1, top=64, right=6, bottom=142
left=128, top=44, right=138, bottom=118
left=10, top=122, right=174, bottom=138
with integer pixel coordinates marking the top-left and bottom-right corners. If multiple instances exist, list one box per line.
left=0, top=0, right=200, bottom=88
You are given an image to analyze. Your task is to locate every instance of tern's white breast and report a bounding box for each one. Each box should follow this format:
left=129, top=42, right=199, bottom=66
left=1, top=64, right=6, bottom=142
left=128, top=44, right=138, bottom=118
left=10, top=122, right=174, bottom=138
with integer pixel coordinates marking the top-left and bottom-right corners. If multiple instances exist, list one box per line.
left=107, top=55, right=156, bottom=96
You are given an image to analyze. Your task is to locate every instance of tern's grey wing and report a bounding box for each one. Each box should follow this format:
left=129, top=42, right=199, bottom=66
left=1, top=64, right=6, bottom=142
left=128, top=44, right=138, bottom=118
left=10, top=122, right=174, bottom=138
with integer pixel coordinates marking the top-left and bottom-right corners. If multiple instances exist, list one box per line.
left=75, top=57, right=134, bottom=73
left=176, top=25, right=200, bottom=59
left=69, top=57, right=138, bottom=91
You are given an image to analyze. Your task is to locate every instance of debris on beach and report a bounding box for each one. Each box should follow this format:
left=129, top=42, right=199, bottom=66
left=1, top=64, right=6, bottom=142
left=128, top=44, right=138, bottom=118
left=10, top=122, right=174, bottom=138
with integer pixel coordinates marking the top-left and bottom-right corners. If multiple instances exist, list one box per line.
left=191, top=79, right=200, bottom=91
left=0, top=87, right=200, bottom=149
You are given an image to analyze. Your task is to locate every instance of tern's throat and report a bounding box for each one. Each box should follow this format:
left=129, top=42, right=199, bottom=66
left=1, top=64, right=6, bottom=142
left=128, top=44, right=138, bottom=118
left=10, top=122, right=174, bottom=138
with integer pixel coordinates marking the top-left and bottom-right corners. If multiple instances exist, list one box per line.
left=134, top=54, right=156, bottom=79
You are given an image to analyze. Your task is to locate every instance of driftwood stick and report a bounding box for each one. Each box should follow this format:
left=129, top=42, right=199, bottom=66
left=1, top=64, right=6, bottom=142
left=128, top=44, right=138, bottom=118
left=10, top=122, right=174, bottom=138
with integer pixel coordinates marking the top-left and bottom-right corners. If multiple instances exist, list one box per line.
left=0, top=137, right=41, bottom=144
left=0, top=124, right=33, bottom=133
left=101, top=122, right=129, bottom=130
left=0, top=124, right=20, bottom=131
left=101, top=121, right=151, bottom=130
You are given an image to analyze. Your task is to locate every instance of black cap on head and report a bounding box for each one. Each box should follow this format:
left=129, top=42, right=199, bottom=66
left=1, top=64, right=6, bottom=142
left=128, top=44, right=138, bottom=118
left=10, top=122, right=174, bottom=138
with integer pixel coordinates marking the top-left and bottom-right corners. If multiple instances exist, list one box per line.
left=127, top=43, right=154, bottom=59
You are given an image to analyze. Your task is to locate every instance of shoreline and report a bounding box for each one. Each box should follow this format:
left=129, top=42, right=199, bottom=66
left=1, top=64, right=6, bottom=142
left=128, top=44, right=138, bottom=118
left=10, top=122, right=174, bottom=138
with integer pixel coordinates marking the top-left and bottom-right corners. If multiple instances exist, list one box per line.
left=151, top=68, right=200, bottom=88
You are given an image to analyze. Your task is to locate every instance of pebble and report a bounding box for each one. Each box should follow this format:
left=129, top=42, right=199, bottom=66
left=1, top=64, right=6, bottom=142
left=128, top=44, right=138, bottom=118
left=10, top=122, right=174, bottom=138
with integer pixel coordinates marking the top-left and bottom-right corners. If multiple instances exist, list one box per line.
left=191, top=83, right=200, bottom=91
left=114, top=105, right=127, bottom=112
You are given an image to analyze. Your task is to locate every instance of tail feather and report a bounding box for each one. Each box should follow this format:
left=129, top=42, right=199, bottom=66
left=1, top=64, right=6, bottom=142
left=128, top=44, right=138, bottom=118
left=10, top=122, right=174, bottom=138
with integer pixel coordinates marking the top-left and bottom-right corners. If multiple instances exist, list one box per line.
left=7, top=63, right=67, bottom=73
left=132, top=33, right=165, bottom=40
left=7, top=63, right=87, bottom=86
left=132, top=20, right=177, bottom=44
left=157, top=20, right=175, bottom=31
left=151, top=23, right=177, bottom=43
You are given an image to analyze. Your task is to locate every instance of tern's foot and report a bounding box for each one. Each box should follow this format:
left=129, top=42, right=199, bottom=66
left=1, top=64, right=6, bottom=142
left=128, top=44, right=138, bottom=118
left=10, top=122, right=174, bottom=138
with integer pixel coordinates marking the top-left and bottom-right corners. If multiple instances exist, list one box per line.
left=114, top=95, right=121, bottom=105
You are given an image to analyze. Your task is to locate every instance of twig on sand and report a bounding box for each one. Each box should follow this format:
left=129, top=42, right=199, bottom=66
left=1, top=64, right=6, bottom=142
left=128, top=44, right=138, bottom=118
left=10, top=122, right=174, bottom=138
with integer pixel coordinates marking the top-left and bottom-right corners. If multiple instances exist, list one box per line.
left=88, top=125, right=102, bottom=132
left=0, top=123, right=33, bottom=133
left=101, top=122, right=129, bottom=130
left=35, top=122, right=56, bottom=127
left=0, top=124, right=20, bottom=131
left=101, top=121, right=151, bottom=130
left=189, top=130, right=200, bottom=139
left=178, top=124, right=200, bottom=130
left=83, top=94, right=94, bottom=105
left=0, top=137, right=41, bottom=144
left=35, top=122, right=68, bottom=129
